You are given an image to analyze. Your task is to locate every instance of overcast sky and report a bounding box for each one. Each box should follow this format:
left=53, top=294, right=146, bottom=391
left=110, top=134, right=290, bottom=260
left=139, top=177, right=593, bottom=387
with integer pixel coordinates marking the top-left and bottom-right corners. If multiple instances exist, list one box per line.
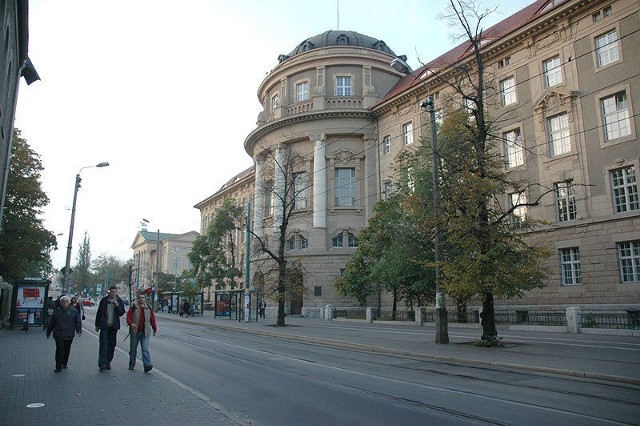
left=15, top=0, right=533, bottom=270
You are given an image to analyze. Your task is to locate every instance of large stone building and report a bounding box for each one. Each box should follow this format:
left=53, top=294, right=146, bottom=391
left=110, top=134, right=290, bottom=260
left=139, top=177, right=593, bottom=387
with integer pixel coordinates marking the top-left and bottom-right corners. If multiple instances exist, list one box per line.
left=131, top=229, right=199, bottom=291
left=195, top=0, right=639, bottom=314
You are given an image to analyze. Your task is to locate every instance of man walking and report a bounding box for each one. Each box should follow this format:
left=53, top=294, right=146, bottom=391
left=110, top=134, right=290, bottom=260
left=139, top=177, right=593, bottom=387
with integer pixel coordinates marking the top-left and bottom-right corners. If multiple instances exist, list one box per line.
left=46, top=295, right=82, bottom=372
left=95, top=285, right=125, bottom=371
left=126, top=292, right=157, bottom=373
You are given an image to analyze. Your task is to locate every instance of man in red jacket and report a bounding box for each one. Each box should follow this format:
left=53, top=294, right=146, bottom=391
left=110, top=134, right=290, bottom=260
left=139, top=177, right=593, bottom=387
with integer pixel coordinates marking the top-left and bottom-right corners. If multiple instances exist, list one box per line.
left=126, top=292, right=157, bottom=373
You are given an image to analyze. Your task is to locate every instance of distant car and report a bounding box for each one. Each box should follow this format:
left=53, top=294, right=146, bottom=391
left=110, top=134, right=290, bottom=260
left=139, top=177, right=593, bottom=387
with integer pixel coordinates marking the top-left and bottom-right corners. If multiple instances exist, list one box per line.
left=82, top=300, right=95, bottom=307
left=122, top=298, right=129, bottom=306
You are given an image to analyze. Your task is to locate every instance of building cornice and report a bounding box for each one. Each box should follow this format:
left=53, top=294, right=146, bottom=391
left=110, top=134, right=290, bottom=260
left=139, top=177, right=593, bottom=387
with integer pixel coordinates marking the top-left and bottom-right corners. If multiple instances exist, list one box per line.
left=244, top=109, right=374, bottom=156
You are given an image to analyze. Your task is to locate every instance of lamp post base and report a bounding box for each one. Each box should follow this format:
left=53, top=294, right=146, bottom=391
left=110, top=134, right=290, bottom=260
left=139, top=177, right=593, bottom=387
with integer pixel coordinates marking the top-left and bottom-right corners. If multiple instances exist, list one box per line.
left=435, top=307, right=449, bottom=344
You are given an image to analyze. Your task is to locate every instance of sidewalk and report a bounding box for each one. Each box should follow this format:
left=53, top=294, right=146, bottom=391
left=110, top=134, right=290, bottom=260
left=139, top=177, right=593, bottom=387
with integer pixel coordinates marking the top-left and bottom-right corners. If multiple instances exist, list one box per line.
left=156, top=310, right=640, bottom=386
left=0, top=326, right=243, bottom=426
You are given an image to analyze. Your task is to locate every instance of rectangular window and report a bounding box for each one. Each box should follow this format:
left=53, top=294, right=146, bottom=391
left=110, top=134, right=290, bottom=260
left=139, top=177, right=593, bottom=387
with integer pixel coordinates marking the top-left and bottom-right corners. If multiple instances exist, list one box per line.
left=336, top=76, right=352, bottom=96
left=503, top=129, right=524, bottom=169
left=618, top=240, right=640, bottom=282
left=383, top=135, right=391, bottom=154
left=348, top=233, right=358, bottom=248
left=500, top=77, right=517, bottom=105
left=596, top=30, right=620, bottom=67
left=296, top=82, right=309, bottom=102
left=497, top=56, right=511, bottom=69
left=403, top=123, right=413, bottom=145
left=543, top=56, right=562, bottom=87
left=560, top=247, right=582, bottom=285
left=603, top=5, right=612, bottom=17
left=602, top=92, right=631, bottom=141
left=314, top=286, right=322, bottom=296
left=292, top=172, right=308, bottom=210
left=611, top=167, right=639, bottom=213
left=547, top=113, right=570, bottom=157
left=509, top=192, right=527, bottom=226
left=592, top=11, right=601, bottom=22
left=271, top=94, right=279, bottom=111
left=384, top=182, right=393, bottom=199
left=334, top=168, right=356, bottom=207
left=555, top=180, right=577, bottom=222
left=300, top=236, right=308, bottom=249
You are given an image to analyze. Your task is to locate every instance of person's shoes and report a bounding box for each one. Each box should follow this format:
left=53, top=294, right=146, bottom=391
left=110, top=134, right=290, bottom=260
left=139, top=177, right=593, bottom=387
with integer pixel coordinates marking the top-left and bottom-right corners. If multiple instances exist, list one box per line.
left=144, top=365, right=153, bottom=373
left=54, top=368, right=62, bottom=373
left=63, top=365, right=68, bottom=369
left=128, top=364, right=135, bottom=370
left=105, top=365, right=111, bottom=370
left=99, top=366, right=106, bottom=371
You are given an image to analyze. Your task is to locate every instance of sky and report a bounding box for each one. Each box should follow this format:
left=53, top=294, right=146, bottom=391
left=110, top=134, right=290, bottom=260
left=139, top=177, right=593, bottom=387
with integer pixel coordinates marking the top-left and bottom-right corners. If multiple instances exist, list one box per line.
left=15, top=0, right=534, bottom=270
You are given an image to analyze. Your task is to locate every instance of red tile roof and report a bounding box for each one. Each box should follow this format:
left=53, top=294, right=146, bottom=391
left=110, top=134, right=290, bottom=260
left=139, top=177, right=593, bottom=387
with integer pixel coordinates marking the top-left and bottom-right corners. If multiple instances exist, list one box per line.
left=378, top=0, right=552, bottom=104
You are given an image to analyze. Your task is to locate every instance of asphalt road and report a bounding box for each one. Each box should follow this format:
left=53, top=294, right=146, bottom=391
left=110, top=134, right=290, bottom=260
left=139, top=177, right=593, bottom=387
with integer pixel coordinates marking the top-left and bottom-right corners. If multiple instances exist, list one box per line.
left=81, top=308, right=640, bottom=426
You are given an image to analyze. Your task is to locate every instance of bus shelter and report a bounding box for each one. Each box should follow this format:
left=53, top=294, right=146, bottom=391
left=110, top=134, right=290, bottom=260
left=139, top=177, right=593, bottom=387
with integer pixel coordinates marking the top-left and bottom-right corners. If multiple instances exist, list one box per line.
left=10, top=278, right=51, bottom=329
left=214, top=289, right=259, bottom=321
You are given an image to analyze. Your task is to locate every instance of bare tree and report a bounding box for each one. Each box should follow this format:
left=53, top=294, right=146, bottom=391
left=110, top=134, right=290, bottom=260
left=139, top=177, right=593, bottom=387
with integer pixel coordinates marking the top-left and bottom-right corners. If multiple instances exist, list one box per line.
left=250, top=145, right=312, bottom=326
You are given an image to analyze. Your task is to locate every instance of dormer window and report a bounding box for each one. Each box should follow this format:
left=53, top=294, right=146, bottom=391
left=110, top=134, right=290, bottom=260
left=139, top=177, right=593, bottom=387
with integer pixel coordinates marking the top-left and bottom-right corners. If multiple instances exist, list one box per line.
left=336, top=34, right=349, bottom=45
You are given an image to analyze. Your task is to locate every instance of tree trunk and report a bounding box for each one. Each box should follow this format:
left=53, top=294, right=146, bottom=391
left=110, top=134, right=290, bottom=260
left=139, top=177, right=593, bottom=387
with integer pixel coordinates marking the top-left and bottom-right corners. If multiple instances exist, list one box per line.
left=480, top=292, right=497, bottom=340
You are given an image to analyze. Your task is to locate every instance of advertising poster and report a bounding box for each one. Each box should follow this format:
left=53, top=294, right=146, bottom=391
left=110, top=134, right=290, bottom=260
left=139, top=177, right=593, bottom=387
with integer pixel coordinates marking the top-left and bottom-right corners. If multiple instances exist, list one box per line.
left=14, top=285, right=47, bottom=325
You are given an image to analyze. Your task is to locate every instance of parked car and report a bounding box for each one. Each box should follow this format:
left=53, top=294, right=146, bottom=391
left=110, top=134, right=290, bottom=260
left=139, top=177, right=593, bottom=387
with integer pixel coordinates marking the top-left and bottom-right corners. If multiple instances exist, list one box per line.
left=81, top=299, right=95, bottom=307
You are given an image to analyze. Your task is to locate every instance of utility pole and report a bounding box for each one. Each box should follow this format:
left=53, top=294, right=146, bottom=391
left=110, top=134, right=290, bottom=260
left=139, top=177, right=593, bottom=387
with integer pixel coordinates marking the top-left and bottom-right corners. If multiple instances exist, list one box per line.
left=244, top=202, right=251, bottom=322
left=422, top=95, right=449, bottom=344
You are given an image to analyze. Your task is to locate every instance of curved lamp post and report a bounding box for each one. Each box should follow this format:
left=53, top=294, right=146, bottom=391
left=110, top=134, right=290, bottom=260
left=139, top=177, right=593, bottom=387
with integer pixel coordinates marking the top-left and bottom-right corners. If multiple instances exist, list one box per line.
left=62, top=162, right=109, bottom=292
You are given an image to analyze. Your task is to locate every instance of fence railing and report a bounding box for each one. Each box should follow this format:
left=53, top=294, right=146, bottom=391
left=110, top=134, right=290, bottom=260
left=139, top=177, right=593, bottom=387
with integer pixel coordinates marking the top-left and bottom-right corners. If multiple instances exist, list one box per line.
left=581, top=312, right=640, bottom=330
left=328, top=307, right=640, bottom=331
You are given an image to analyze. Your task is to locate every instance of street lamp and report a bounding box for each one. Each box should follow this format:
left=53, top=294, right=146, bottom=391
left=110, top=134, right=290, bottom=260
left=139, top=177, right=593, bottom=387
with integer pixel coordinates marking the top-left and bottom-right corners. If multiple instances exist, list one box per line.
left=420, top=96, right=449, bottom=344
left=62, top=162, right=109, bottom=292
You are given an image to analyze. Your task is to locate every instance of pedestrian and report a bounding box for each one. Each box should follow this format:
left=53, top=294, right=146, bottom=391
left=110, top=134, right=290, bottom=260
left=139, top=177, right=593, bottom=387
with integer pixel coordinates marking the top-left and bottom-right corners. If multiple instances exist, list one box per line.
left=183, top=299, right=190, bottom=317
left=179, top=299, right=184, bottom=317
left=46, top=295, right=82, bottom=372
left=95, top=285, right=125, bottom=371
left=70, top=295, right=85, bottom=320
left=126, top=292, right=157, bottom=373
left=259, top=299, right=266, bottom=319
left=45, top=296, right=55, bottom=327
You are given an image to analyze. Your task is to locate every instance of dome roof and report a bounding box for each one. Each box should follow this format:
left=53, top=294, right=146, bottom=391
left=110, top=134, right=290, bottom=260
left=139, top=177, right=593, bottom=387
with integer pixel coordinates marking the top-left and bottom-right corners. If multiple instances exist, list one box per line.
left=278, top=30, right=397, bottom=63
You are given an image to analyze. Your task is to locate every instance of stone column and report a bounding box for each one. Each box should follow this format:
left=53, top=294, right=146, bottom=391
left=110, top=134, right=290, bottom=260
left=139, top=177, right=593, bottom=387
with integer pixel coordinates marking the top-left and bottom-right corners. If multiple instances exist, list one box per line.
left=311, top=134, right=327, bottom=229
left=253, top=157, right=264, bottom=239
left=273, top=145, right=286, bottom=232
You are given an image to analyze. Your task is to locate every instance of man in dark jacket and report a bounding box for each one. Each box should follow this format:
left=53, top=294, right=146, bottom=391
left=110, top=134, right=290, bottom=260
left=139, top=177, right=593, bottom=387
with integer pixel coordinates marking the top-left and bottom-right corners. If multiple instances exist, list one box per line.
left=95, top=285, right=125, bottom=371
left=46, top=295, right=82, bottom=372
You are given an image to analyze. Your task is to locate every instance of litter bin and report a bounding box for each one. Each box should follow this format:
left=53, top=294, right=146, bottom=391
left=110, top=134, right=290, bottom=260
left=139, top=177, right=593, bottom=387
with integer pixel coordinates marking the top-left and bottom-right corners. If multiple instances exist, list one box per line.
left=10, top=278, right=51, bottom=330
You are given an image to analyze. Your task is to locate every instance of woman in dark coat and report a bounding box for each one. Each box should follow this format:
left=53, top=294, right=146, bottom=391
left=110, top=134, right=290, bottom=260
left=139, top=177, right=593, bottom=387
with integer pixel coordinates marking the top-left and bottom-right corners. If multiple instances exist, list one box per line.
left=46, top=295, right=82, bottom=372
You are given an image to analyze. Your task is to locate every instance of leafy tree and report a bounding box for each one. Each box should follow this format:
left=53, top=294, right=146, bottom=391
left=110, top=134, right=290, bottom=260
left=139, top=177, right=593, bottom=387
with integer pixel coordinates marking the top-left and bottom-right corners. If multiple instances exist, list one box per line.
left=337, top=191, right=435, bottom=318
left=335, top=250, right=374, bottom=307
left=72, top=232, right=93, bottom=294
left=92, top=255, right=132, bottom=291
left=426, top=0, right=552, bottom=343
left=188, top=198, right=244, bottom=293
left=0, top=129, right=56, bottom=281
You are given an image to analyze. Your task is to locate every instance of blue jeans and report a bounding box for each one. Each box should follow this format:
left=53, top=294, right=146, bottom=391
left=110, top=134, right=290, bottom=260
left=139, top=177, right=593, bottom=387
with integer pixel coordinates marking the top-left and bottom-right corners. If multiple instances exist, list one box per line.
left=129, top=332, right=152, bottom=368
left=98, top=327, right=118, bottom=368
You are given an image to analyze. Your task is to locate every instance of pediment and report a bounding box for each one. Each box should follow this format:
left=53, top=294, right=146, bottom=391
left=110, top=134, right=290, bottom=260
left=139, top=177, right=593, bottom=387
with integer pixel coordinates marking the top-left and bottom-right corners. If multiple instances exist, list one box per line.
left=533, top=87, right=579, bottom=112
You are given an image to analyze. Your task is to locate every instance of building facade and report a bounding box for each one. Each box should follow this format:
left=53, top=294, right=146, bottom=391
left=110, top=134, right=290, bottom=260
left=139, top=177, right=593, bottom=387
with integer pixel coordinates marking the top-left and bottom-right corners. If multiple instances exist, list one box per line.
left=195, top=0, right=639, bottom=314
left=131, top=230, right=199, bottom=291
